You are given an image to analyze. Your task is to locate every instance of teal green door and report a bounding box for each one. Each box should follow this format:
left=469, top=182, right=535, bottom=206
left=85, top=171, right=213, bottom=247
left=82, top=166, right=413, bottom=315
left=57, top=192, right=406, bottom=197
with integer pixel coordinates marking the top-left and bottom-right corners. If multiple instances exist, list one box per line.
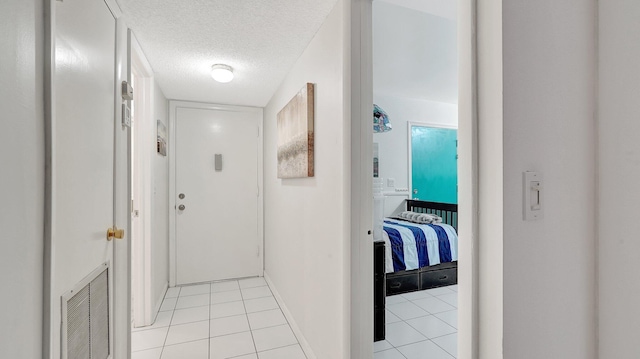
left=411, top=126, right=458, bottom=204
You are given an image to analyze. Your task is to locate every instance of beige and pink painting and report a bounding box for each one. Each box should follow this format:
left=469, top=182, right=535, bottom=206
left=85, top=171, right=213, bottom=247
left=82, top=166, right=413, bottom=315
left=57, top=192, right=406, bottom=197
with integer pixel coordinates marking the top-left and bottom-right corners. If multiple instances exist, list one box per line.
left=277, top=83, right=315, bottom=178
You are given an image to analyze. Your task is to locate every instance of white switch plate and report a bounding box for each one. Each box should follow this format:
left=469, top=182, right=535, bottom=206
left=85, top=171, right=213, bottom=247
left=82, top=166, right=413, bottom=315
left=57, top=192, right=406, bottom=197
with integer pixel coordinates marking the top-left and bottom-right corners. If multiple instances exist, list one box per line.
left=122, top=103, right=131, bottom=127
left=523, top=171, right=543, bottom=221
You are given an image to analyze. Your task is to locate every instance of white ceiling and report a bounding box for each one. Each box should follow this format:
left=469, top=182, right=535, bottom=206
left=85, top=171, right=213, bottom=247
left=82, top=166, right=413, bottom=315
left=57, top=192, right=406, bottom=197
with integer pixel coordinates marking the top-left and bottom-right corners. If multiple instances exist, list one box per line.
left=373, top=0, right=458, bottom=104
left=377, top=0, right=457, bottom=20
left=117, top=0, right=339, bottom=107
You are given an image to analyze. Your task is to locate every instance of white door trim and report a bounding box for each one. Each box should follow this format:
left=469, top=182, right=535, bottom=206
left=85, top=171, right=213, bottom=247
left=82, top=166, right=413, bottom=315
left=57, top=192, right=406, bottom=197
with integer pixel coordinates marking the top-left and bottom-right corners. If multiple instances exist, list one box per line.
left=457, top=0, right=480, bottom=357
left=168, top=101, right=264, bottom=287
left=349, top=0, right=374, bottom=358
left=350, top=0, right=479, bottom=358
left=128, top=30, right=155, bottom=328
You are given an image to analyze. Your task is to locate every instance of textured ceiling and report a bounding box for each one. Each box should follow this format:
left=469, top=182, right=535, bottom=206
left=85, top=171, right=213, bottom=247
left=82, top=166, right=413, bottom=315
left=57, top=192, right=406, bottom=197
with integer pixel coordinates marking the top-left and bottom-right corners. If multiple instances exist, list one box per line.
left=118, top=0, right=339, bottom=107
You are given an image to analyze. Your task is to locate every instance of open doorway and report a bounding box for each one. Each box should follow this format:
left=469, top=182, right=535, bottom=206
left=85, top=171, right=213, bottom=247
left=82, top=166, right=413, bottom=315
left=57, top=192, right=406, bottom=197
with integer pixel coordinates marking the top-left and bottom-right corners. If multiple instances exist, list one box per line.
left=129, top=32, right=155, bottom=329
left=350, top=0, right=478, bottom=358
left=372, top=1, right=460, bottom=357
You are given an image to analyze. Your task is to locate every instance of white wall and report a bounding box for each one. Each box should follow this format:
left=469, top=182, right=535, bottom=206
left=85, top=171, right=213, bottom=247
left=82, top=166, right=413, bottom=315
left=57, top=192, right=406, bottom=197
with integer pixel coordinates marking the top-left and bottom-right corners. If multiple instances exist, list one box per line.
left=0, top=0, right=44, bottom=357
left=598, top=1, right=640, bottom=357
left=372, top=1, right=458, bottom=193
left=263, top=0, right=349, bottom=357
left=372, top=94, right=457, bottom=191
left=373, top=1, right=458, bottom=104
left=501, top=0, right=597, bottom=358
left=151, top=82, right=169, bottom=310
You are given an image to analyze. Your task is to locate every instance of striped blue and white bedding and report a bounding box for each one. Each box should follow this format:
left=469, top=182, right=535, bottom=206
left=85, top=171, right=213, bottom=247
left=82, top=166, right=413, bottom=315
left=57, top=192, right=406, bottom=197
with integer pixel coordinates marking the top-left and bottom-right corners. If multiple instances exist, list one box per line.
left=382, top=218, right=458, bottom=274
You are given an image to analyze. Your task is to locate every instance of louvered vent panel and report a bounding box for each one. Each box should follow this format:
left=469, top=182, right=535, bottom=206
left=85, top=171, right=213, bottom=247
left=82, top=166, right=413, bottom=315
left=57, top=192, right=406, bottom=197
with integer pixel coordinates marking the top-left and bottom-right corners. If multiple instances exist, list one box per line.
left=90, top=269, right=109, bottom=359
left=67, top=286, right=90, bottom=359
left=64, top=264, right=110, bottom=359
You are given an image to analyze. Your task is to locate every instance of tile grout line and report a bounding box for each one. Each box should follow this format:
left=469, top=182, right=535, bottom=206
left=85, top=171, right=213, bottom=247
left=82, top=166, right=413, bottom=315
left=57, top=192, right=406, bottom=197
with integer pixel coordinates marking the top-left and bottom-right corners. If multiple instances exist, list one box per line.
left=238, top=282, right=259, bottom=358
left=263, top=283, right=307, bottom=359
left=429, top=335, right=457, bottom=358
left=160, top=286, right=179, bottom=359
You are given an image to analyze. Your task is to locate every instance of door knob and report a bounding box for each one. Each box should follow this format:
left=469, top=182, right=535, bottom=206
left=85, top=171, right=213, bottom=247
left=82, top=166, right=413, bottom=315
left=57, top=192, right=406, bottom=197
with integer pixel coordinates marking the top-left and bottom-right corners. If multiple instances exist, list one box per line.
left=107, top=226, right=125, bottom=241
left=179, top=193, right=185, bottom=199
left=178, top=204, right=186, bottom=211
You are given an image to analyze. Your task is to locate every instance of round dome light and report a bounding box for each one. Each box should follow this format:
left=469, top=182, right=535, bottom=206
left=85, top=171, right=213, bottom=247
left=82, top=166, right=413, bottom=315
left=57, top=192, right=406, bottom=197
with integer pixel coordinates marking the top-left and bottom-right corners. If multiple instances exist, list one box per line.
left=210, top=64, right=234, bottom=83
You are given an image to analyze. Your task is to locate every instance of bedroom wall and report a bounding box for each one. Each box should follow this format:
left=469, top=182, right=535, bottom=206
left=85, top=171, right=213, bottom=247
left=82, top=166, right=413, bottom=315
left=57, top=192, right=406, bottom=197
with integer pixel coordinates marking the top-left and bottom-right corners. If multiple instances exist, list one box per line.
left=501, top=0, right=597, bottom=358
left=263, top=0, right=348, bottom=358
left=151, top=81, right=169, bottom=311
left=372, top=94, right=457, bottom=192
left=598, top=1, right=640, bottom=357
left=372, top=1, right=458, bottom=193
left=0, top=0, right=44, bottom=357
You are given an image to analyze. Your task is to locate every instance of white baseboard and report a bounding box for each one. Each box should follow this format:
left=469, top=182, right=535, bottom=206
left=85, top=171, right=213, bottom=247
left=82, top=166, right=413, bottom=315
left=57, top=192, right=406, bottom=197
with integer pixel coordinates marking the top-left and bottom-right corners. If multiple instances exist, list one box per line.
left=153, top=281, right=169, bottom=321
left=264, top=272, right=316, bottom=359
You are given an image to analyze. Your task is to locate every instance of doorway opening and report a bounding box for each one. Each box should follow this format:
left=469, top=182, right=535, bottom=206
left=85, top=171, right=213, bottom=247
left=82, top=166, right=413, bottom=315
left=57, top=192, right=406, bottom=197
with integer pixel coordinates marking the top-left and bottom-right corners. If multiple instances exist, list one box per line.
left=372, top=1, right=460, bottom=356
left=351, top=0, right=478, bottom=358
left=130, top=32, right=155, bottom=329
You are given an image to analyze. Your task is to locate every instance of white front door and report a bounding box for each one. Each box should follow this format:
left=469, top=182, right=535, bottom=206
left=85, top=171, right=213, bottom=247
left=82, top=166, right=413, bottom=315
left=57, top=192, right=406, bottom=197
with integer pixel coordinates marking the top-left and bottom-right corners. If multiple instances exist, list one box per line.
left=173, top=103, right=263, bottom=285
left=49, top=0, right=123, bottom=357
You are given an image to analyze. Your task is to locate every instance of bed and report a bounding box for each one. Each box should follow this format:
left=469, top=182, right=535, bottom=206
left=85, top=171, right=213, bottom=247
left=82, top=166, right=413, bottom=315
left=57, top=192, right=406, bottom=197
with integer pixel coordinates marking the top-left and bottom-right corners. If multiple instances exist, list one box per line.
left=382, top=199, right=458, bottom=296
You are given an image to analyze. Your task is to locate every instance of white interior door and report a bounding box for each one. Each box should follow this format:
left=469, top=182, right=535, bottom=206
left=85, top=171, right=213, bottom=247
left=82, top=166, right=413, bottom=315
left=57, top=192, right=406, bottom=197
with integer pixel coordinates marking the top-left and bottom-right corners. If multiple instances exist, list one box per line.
left=174, top=104, right=263, bottom=285
left=49, top=0, right=119, bottom=357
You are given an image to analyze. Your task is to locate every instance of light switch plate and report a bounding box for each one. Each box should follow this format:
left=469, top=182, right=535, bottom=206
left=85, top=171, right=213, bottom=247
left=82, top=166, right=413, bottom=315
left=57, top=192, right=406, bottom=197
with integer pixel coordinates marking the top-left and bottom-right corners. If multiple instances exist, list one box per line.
left=121, top=103, right=131, bottom=127
left=523, top=171, right=543, bottom=220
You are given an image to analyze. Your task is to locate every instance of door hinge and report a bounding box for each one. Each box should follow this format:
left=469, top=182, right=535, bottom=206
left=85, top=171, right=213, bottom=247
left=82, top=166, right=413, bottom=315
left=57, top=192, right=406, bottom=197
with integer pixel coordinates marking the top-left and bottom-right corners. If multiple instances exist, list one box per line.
left=257, top=126, right=260, bottom=137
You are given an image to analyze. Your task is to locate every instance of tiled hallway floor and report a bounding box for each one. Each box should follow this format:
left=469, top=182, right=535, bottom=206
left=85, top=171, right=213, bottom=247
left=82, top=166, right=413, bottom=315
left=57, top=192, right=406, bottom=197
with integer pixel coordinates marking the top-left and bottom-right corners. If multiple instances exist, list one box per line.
left=131, top=278, right=307, bottom=359
left=374, top=285, right=458, bottom=359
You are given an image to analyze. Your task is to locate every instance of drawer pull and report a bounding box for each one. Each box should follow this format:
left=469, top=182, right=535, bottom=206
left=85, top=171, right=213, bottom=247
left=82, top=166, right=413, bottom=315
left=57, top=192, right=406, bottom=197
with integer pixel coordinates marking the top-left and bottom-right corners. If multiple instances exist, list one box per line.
left=438, top=276, right=448, bottom=280
left=390, top=283, right=401, bottom=289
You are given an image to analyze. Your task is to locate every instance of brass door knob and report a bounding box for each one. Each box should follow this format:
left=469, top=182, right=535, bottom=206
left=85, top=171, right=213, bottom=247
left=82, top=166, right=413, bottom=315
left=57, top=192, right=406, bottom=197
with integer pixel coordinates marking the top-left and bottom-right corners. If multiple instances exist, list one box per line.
left=107, top=226, right=125, bottom=241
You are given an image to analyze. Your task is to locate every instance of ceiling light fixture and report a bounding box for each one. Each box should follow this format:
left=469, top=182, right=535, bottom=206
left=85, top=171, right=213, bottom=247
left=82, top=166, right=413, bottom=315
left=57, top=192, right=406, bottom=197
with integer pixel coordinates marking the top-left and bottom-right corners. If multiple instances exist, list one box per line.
left=210, top=64, right=234, bottom=83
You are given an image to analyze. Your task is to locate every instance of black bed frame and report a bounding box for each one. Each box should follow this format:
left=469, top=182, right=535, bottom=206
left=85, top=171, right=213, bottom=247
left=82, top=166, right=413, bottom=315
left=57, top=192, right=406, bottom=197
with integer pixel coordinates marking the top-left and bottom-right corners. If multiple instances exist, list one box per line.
left=385, top=199, right=458, bottom=296
left=374, top=199, right=459, bottom=341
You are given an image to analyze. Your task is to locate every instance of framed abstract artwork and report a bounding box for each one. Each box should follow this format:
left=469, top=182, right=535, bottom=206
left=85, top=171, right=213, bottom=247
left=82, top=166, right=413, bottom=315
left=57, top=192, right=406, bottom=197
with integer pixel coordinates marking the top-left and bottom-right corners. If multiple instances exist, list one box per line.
left=277, top=83, right=315, bottom=178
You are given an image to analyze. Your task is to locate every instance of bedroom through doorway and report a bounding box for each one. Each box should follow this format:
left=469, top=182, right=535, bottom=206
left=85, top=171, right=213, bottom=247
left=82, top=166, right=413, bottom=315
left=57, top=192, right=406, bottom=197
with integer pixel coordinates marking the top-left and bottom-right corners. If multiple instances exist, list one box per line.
left=371, top=1, right=460, bottom=357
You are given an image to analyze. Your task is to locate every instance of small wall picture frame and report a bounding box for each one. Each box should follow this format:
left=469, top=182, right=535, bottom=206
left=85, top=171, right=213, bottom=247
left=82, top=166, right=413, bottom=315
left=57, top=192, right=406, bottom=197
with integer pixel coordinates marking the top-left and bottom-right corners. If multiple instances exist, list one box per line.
left=157, top=120, right=167, bottom=156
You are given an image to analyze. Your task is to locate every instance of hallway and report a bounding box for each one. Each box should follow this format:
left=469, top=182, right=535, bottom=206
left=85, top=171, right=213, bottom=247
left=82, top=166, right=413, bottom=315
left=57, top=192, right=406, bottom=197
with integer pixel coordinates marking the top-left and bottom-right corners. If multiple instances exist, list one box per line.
left=131, top=278, right=306, bottom=359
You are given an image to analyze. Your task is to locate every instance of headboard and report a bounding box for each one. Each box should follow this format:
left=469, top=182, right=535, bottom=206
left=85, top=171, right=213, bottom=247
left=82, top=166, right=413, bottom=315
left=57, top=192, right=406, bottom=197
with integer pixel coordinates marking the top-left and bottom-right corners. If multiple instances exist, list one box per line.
left=406, top=199, right=458, bottom=232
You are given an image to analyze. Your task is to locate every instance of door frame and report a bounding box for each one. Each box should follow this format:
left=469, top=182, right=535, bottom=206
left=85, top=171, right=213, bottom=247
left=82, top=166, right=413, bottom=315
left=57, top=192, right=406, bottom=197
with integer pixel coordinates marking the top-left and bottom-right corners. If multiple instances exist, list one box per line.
left=406, top=122, right=458, bottom=202
left=168, top=101, right=265, bottom=287
left=128, top=30, right=155, bottom=328
left=349, top=0, right=479, bottom=358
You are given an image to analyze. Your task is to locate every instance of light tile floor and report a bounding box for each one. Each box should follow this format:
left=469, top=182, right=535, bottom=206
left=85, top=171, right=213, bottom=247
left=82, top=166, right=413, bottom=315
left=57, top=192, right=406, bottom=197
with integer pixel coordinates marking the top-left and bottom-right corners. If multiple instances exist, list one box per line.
left=132, top=278, right=307, bottom=359
left=374, top=285, right=458, bottom=359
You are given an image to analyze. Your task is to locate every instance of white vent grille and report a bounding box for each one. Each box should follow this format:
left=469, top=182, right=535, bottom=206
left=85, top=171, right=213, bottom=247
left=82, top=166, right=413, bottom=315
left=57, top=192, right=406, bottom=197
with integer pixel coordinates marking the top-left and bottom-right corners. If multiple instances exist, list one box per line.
left=63, top=263, right=110, bottom=359
left=67, top=286, right=90, bottom=359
